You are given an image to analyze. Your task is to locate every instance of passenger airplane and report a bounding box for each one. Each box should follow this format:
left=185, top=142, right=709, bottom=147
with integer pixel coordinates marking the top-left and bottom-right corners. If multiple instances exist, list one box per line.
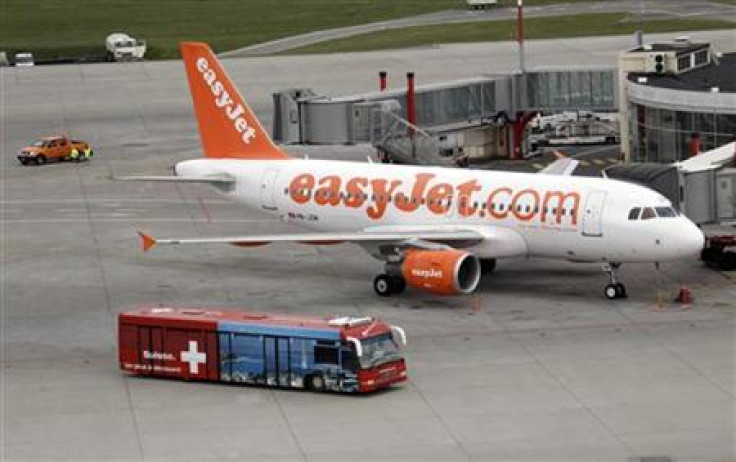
left=128, top=42, right=704, bottom=300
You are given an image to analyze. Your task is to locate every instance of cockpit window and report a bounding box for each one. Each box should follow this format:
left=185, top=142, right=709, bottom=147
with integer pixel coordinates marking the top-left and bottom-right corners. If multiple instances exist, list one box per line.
left=628, top=207, right=641, bottom=220
left=655, top=207, right=677, bottom=218
left=641, top=207, right=656, bottom=220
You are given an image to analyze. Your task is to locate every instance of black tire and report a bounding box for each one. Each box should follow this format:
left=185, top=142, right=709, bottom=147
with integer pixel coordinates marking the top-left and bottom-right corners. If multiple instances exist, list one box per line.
left=392, top=277, right=407, bottom=295
left=307, top=374, right=325, bottom=392
left=614, top=283, right=627, bottom=299
left=373, top=274, right=393, bottom=297
left=35, top=155, right=46, bottom=166
left=604, top=284, right=618, bottom=300
left=480, top=258, right=497, bottom=275
left=19, top=159, right=29, bottom=166
left=720, top=252, right=736, bottom=271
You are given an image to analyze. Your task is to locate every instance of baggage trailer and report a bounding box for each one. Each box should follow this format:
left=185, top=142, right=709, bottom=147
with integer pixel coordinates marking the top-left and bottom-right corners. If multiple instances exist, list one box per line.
left=701, top=235, right=736, bottom=271
left=119, top=307, right=407, bottom=393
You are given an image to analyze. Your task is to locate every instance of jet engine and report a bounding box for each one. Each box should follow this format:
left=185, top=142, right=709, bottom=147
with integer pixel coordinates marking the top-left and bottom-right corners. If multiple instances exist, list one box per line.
left=399, top=250, right=481, bottom=296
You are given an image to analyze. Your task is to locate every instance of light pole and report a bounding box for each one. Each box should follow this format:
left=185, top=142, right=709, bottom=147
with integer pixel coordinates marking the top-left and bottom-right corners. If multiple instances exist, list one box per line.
left=517, top=0, right=525, bottom=74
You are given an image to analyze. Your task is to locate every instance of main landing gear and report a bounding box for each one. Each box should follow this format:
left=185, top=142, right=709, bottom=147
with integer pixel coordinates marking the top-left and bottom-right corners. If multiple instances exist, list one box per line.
left=373, top=274, right=406, bottom=297
left=602, top=262, right=627, bottom=300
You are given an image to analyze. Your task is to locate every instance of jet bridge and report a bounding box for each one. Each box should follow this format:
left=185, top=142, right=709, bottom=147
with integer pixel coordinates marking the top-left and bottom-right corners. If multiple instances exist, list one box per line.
left=606, top=142, right=735, bottom=225
left=272, top=69, right=618, bottom=163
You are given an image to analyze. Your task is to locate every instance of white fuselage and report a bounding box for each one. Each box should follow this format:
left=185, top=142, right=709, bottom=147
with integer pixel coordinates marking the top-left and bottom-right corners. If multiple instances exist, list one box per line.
left=175, top=158, right=705, bottom=264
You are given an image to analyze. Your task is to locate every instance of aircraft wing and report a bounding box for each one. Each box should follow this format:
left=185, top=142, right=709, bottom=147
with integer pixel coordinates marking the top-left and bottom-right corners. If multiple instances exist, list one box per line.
left=138, top=228, right=486, bottom=252
left=138, top=224, right=528, bottom=258
left=539, top=157, right=579, bottom=176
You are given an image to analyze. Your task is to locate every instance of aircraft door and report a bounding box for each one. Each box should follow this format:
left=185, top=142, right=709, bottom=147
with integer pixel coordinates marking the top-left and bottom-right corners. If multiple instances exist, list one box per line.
left=260, top=169, right=280, bottom=211
left=582, top=191, right=607, bottom=237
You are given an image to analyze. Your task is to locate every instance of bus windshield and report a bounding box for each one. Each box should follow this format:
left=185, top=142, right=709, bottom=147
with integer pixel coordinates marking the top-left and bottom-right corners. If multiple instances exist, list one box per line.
left=359, top=333, right=400, bottom=369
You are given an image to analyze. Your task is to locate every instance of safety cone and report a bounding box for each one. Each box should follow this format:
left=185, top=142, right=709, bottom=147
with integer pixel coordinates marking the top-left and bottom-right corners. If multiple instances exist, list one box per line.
left=675, top=286, right=694, bottom=305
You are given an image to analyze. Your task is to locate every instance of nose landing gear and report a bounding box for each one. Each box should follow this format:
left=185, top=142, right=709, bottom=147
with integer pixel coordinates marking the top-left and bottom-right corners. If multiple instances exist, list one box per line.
left=603, top=262, right=627, bottom=300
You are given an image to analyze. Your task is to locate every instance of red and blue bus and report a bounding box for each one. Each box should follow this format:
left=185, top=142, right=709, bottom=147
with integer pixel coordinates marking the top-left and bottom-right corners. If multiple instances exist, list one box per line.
left=119, top=307, right=407, bottom=393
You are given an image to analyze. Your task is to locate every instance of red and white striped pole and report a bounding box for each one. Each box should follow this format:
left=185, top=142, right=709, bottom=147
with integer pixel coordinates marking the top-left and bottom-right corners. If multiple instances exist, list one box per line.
left=517, top=0, right=525, bottom=74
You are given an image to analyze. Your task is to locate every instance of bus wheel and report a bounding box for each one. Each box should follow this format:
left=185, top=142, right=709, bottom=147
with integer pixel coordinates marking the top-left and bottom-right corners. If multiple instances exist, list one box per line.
left=308, top=374, right=325, bottom=392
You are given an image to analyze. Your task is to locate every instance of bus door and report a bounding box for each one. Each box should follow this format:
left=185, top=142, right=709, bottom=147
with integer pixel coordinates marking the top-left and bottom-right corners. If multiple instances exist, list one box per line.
left=264, top=336, right=291, bottom=387
left=138, top=326, right=164, bottom=375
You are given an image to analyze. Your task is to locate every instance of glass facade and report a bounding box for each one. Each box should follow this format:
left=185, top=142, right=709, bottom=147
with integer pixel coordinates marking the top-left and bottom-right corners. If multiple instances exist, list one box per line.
left=527, top=70, right=615, bottom=110
left=630, top=103, right=736, bottom=162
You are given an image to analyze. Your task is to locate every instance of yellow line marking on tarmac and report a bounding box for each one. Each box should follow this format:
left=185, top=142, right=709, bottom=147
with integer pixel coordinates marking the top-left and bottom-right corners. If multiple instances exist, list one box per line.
left=578, top=160, right=590, bottom=166
left=593, top=159, right=606, bottom=166
left=532, top=163, right=544, bottom=170
left=607, top=158, right=620, bottom=164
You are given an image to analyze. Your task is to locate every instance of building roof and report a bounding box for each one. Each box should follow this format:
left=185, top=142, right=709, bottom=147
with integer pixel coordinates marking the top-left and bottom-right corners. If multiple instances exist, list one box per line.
left=628, top=52, right=736, bottom=93
left=629, top=42, right=709, bottom=55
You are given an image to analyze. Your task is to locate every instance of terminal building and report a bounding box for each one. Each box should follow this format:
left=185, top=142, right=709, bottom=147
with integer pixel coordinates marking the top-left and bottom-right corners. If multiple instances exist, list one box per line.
left=273, top=38, right=734, bottom=166
left=619, top=39, right=736, bottom=163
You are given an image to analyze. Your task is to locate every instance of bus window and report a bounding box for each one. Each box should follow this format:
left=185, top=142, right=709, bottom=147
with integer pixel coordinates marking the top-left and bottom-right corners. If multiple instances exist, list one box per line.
left=641, top=207, right=656, bottom=220
left=341, top=348, right=358, bottom=373
left=360, top=333, right=400, bottom=369
left=314, top=342, right=338, bottom=365
left=628, top=207, right=641, bottom=220
left=231, top=334, right=264, bottom=383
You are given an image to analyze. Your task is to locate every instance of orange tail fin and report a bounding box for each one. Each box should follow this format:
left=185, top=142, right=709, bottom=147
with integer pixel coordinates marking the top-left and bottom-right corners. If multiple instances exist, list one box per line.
left=180, top=42, right=289, bottom=160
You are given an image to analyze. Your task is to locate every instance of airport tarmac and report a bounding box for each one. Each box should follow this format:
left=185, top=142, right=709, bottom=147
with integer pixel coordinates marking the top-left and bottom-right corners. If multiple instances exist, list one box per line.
left=3, top=31, right=736, bottom=461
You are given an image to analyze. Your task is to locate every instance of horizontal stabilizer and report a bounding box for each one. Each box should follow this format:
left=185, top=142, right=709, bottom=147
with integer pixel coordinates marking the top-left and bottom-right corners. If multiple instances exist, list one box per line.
left=539, top=156, right=579, bottom=176
left=114, top=174, right=235, bottom=186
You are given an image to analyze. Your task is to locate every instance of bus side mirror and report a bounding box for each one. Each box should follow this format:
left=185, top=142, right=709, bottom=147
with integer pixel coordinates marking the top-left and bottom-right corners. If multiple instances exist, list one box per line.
left=346, top=336, right=363, bottom=357
left=391, top=326, right=407, bottom=347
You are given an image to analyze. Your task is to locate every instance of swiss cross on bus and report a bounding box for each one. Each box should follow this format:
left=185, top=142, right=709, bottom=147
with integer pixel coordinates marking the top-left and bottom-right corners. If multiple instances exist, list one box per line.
left=181, top=340, right=206, bottom=374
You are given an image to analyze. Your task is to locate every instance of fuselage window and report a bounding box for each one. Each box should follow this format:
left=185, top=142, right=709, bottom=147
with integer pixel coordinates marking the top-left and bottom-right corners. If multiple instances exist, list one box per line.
left=655, top=207, right=677, bottom=218
left=628, top=207, right=641, bottom=220
left=641, top=207, right=656, bottom=220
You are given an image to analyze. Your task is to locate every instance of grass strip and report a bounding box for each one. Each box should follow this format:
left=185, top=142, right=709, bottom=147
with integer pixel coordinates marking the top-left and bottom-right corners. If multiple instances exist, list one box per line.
left=286, top=13, right=735, bottom=54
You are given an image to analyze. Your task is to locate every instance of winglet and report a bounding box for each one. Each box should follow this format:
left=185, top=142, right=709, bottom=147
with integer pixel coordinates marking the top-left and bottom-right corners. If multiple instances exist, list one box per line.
left=138, top=231, right=157, bottom=252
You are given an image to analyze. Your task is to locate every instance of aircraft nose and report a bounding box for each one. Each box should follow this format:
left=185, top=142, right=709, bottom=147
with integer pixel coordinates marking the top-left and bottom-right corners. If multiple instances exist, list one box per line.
left=677, top=220, right=705, bottom=258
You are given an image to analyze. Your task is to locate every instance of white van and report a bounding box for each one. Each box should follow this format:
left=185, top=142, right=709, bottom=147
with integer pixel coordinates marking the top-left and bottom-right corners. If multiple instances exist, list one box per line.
left=466, top=0, right=499, bottom=9
left=14, top=52, right=35, bottom=67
